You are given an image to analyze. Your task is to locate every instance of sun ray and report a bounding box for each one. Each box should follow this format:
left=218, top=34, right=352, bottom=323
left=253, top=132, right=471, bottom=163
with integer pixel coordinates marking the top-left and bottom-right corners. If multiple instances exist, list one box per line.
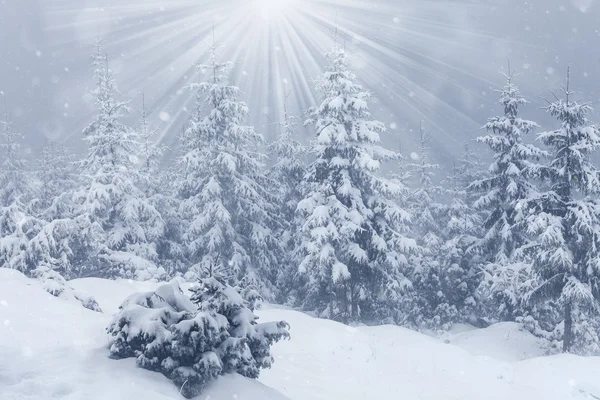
left=41, top=0, right=543, bottom=161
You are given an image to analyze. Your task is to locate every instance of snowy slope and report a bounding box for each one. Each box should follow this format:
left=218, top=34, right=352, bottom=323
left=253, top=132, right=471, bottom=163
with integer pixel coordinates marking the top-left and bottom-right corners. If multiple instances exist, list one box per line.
left=449, top=322, right=548, bottom=362
left=256, top=308, right=600, bottom=400
left=71, top=275, right=600, bottom=400
left=3, top=270, right=600, bottom=400
left=0, top=269, right=288, bottom=400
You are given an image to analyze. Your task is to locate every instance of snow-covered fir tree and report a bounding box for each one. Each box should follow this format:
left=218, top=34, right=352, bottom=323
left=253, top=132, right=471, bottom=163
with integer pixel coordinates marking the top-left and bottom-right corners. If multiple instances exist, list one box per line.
left=76, top=40, right=164, bottom=279
left=404, top=124, right=445, bottom=328
left=524, top=70, right=600, bottom=354
left=268, top=90, right=305, bottom=229
left=437, top=159, right=483, bottom=328
left=456, top=143, right=488, bottom=205
left=0, top=103, right=38, bottom=271
left=175, top=35, right=280, bottom=295
left=406, top=123, right=444, bottom=251
left=136, top=94, right=166, bottom=199
left=267, top=90, right=306, bottom=301
left=0, top=103, right=31, bottom=207
left=107, top=279, right=289, bottom=398
left=295, top=38, right=415, bottom=323
left=472, top=68, right=545, bottom=322
left=32, top=139, right=77, bottom=220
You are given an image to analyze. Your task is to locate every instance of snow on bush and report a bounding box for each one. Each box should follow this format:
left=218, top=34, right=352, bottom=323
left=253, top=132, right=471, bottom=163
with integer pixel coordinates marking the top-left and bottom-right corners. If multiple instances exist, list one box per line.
left=33, top=265, right=102, bottom=312
left=107, top=278, right=290, bottom=398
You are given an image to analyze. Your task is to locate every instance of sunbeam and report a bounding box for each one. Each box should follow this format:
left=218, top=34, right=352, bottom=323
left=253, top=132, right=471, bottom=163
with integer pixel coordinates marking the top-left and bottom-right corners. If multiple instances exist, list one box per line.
left=40, top=0, right=543, bottom=160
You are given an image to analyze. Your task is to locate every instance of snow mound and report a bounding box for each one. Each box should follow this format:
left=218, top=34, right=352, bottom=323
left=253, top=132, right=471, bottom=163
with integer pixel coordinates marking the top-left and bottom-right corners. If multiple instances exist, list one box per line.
left=450, top=321, right=548, bottom=361
left=0, top=269, right=288, bottom=400
left=33, top=266, right=102, bottom=312
left=69, top=276, right=176, bottom=314
left=6, top=273, right=600, bottom=400
left=257, top=307, right=600, bottom=400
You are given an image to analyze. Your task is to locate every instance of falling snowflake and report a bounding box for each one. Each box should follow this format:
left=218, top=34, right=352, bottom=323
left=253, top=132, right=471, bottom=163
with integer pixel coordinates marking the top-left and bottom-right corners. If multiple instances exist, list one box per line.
left=159, top=111, right=171, bottom=122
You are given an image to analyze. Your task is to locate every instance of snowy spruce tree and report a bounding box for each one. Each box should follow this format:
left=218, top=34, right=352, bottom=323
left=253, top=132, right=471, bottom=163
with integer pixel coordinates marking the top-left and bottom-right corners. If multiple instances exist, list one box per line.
left=107, top=279, right=289, bottom=398
left=403, top=124, right=446, bottom=328
left=295, top=38, right=415, bottom=324
left=436, top=158, right=483, bottom=328
left=524, top=70, right=600, bottom=354
left=136, top=95, right=166, bottom=199
left=176, top=35, right=280, bottom=295
left=33, top=139, right=77, bottom=220
left=406, top=123, right=444, bottom=252
left=267, top=90, right=306, bottom=300
left=0, top=103, right=31, bottom=207
left=472, top=67, right=545, bottom=322
left=0, top=103, right=38, bottom=271
left=76, top=41, right=164, bottom=280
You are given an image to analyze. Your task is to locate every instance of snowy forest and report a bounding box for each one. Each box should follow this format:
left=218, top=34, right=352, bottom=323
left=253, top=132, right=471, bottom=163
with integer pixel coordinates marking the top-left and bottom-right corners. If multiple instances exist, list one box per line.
left=2, top=2, right=600, bottom=397
left=3, top=33, right=600, bottom=349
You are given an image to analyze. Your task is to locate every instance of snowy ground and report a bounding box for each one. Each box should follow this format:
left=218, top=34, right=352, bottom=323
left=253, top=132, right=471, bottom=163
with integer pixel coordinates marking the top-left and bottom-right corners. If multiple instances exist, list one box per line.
left=2, top=268, right=600, bottom=400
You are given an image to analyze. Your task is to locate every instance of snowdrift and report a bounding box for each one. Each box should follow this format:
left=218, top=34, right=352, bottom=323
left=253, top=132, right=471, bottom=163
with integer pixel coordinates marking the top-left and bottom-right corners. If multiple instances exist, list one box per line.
left=0, top=269, right=288, bottom=400
left=2, top=269, right=600, bottom=400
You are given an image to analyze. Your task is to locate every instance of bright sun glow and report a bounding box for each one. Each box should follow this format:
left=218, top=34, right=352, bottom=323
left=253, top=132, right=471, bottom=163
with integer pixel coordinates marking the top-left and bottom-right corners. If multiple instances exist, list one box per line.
left=43, top=0, right=513, bottom=155
left=253, top=0, right=298, bottom=20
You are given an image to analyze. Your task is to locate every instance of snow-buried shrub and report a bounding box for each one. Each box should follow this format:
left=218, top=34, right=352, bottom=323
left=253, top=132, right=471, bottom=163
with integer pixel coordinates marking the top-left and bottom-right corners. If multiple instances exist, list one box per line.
left=33, top=266, right=102, bottom=312
left=107, top=278, right=290, bottom=398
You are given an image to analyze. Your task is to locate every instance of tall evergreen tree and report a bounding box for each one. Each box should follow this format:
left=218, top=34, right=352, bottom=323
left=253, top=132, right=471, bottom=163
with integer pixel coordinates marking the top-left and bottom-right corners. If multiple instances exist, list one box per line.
left=525, top=69, right=600, bottom=353
left=0, top=102, right=37, bottom=271
left=0, top=102, right=30, bottom=207
left=295, top=38, right=415, bottom=323
left=437, top=159, right=483, bottom=327
left=404, top=124, right=445, bottom=328
left=267, top=90, right=305, bottom=300
left=136, top=95, right=166, bottom=199
left=406, top=123, right=444, bottom=252
left=134, top=97, right=184, bottom=277
left=268, top=90, right=305, bottom=229
left=472, top=67, right=545, bottom=321
left=33, top=139, right=77, bottom=220
left=76, top=40, right=164, bottom=279
left=175, top=34, right=280, bottom=296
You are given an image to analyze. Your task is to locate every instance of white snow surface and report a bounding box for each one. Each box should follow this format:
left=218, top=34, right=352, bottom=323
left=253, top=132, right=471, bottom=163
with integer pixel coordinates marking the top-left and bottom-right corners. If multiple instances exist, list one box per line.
left=2, top=268, right=600, bottom=400
left=0, top=269, right=287, bottom=400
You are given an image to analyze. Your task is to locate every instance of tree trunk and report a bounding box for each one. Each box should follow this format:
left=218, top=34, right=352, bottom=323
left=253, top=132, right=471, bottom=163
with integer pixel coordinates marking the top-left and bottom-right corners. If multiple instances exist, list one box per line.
left=563, top=301, right=573, bottom=353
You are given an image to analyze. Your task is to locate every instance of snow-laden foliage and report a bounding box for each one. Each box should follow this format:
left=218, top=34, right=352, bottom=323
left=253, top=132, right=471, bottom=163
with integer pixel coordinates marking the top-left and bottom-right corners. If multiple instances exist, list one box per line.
left=267, top=93, right=306, bottom=302
left=0, top=106, right=31, bottom=207
left=32, top=265, right=102, bottom=312
left=472, top=70, right=545, bottom=321
left=107, top=279, right=289, bottom=398
left=75, top=41, right=164, bottom=279
left=404, top=130, right=485, bottom=330
left=134, top=98, right=185, bottom=277
left=0, top=107, right=38, bottom=272
left=31, top=139, right=78, bottom=221
left=294, top=41, right=416, bottom=323
left=155, top=167, right=187, bottom=277
left=523, top=71, right=600, bottom=353
left=175, top=39, right=280, bottom=296
left=268, top=92, right=305, bottom=225
left=0, top=201, right=39, bottom=271
left=437, top=160, right=483, bottom=328
left=26, top=214, right=103, bottom=278
left=406, top=124, right=445, bottom=253
left=403, top=125, right=445, bottom=328
left=136, top=96, right=166, bottom=199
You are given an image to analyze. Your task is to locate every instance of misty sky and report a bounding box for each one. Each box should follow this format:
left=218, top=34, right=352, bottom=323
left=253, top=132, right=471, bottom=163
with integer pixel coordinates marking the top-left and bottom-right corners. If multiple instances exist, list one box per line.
left=1, top=0, right=599, bottom=165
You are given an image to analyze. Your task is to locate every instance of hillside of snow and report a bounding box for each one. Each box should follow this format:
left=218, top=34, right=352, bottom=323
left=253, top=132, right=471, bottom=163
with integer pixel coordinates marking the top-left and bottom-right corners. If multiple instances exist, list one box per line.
left=0, top=269, right=288, bottom=400
left=2, top=268, right=600, bottom=400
